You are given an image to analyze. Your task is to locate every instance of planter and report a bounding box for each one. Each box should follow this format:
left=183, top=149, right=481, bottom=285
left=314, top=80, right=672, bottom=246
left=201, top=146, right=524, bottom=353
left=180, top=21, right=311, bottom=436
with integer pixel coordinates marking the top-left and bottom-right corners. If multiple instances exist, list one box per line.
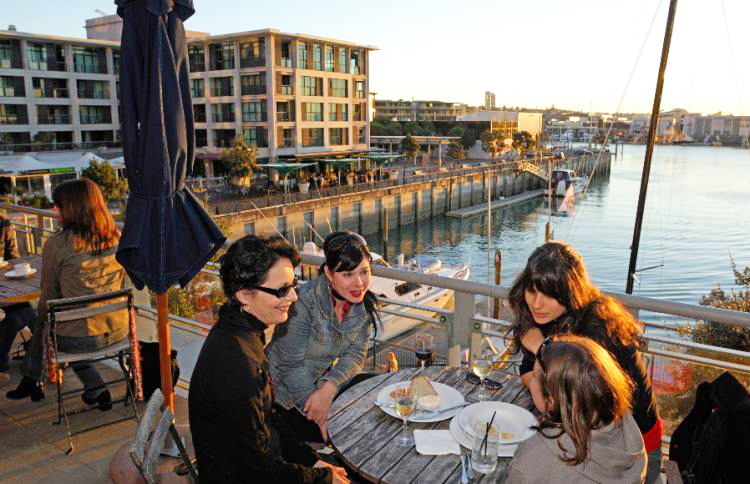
left=298, top=182, right=310, bottom=194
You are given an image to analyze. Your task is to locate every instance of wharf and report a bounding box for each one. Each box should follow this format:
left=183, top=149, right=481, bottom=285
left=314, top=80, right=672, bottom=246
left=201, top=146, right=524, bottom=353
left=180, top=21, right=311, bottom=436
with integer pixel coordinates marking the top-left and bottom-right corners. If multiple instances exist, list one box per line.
left=445, top=189, right=545, bottom=219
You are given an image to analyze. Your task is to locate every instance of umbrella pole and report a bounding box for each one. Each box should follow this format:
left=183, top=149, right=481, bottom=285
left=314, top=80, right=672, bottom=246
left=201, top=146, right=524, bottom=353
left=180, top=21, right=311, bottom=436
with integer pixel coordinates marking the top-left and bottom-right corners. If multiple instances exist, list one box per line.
left=156, top=292, right=175, bottom=412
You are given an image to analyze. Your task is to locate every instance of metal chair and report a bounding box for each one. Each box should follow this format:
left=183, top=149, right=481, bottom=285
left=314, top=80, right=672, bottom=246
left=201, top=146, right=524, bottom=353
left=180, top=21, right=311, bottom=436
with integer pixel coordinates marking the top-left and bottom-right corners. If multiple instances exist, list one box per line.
left=48, top=289, right=140, bottom=454
left=130, top=388, right=197, bottom=484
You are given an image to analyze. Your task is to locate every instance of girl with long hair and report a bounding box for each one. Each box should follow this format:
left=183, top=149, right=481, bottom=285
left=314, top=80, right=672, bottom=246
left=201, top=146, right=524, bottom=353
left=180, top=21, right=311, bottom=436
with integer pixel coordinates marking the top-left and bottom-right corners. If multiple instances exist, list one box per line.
left=7, top=178, right=126, bottom=408
left=507, top=335, right=646, bottom=483
left=267, top=231, right=380, bottom=442
left=509, top=241, right=662, bottom=483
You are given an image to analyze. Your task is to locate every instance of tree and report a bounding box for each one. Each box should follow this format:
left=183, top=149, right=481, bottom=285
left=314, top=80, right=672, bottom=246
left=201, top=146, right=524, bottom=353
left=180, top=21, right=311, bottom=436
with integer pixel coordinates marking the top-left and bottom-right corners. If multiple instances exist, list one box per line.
left=400, top=133, right=418, bottom=162
left=82, top=159, right=128, bottom=203
left=480, top=130, right=504, bottom=157
left=447, top=140, right=464, bottom=161
left=221, top=136, right=257, bottom=181
left=512, top=131, right=533, bottom=152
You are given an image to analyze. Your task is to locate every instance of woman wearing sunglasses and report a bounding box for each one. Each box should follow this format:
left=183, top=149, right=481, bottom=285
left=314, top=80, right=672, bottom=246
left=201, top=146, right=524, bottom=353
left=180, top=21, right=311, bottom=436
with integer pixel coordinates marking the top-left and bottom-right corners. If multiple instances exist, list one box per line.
left=267, top=231, right=379, bottom=443
left=189, top=235, right=348, bottom=484
left=507, top=335, right=646, bottom=484
left=509, top=241, right=661, bottom=483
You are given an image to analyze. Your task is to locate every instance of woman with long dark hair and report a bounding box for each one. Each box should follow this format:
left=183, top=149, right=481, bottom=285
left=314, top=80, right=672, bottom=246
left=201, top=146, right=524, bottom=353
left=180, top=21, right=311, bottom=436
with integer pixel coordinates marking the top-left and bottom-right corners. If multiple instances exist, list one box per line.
left=189, top=235, right=348, bottom=483
left=7, top=178, right=126, bottom=407
left=507, top=335, right=646, bottom=483
left=267, top=231, right=380, bottom=442
left=508, top=241, right=662, bottom=483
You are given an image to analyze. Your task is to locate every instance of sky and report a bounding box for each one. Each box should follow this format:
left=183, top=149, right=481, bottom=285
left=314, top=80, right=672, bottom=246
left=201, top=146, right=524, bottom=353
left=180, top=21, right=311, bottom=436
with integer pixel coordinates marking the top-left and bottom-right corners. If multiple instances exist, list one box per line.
left=5, top=0, right=750, bottom=115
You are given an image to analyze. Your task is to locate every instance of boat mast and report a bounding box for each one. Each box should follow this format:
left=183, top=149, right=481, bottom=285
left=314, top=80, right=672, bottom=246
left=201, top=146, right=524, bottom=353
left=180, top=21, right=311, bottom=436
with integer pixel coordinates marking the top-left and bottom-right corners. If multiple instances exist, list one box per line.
left=625, top=0, right=679, bottom=294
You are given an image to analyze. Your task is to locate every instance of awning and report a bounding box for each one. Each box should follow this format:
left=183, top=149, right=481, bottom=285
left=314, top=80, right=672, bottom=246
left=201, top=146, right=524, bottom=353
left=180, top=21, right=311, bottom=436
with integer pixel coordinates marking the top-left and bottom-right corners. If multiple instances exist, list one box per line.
left=260, top=162, right=317, bottom=177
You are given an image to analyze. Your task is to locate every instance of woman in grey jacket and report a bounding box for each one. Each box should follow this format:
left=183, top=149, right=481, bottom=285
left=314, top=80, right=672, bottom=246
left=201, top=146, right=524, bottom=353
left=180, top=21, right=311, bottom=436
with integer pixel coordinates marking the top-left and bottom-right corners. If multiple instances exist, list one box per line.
left=267, top=231, right=379, bottom=442
left=507, top=335, right=646, bottom=484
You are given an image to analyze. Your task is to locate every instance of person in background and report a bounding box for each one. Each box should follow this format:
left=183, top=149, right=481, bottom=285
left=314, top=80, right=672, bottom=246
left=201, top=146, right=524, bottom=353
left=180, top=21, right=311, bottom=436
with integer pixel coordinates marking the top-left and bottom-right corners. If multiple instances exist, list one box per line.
left=507, top=335, right=646, bottom=484
left=267, top=231, right=380, bottom=443
left=189, top=235, right=348, bottom=484
left=509, top=241, right=662, bottom=483
left=0, top=213, right=35, bottom=388
left=6, top=178, right=127, bottom=407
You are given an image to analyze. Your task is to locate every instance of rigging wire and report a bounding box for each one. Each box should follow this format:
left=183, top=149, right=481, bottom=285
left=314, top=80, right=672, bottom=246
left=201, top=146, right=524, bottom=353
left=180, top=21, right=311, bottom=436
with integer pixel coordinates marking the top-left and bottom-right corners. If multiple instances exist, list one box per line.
left=563, top=0, right=665, bottom=242
left=720, top=0, right=745, bottom=118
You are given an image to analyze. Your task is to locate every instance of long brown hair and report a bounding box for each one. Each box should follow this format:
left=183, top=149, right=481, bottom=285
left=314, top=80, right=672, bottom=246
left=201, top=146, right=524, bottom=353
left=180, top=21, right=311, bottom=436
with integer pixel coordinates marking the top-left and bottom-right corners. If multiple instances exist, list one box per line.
left=535, top=335, right=634, bottom=465
left=52, top=178, right=119, bottom=253
left=509, top=241, right=641, bottom=353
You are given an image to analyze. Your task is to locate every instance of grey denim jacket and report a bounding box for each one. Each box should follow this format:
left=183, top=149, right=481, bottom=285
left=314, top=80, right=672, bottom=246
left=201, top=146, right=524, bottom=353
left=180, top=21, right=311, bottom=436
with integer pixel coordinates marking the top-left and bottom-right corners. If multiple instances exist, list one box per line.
left=266, top=274, right=372, bottom=411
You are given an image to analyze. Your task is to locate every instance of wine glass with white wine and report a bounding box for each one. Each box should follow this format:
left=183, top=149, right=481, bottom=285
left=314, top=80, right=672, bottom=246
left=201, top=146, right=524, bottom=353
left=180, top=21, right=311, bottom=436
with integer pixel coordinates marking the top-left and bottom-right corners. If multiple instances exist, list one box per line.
left=472, top=351, right=493, bottom=401
left=394, top=395, right=416, bottom=447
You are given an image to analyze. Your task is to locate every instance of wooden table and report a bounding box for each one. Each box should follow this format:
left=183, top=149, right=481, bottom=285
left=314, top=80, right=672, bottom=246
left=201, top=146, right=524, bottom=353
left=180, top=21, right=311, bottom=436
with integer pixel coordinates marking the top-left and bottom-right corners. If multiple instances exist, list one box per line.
left=328, top=366, right=533, bottom=483
left=0, top=255, right=43, bottom=305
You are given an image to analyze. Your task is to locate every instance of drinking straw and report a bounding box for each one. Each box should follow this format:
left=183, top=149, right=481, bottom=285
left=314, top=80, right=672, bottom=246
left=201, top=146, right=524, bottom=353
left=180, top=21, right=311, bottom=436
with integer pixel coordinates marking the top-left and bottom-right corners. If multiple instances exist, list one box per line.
left=481, top=410, right=497, bottom=455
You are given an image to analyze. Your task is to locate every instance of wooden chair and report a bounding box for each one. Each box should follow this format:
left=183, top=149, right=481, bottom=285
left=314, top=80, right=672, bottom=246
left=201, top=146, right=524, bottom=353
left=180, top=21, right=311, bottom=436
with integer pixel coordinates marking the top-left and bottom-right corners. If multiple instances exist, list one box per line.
left=129, top=389, right=197, bottom=484
left=48, top=289, right=139, bottom=454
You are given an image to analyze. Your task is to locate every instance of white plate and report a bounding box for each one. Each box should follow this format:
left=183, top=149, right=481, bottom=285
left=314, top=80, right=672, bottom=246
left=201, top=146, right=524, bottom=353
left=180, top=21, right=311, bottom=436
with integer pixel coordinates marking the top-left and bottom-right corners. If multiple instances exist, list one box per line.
left=4, top=268, right=37, bottom=279
left=375, top=380, right=465, bottom=422
left=449, top=415, right=518, bottom=457
left=458, top=402, right=537, bottom=444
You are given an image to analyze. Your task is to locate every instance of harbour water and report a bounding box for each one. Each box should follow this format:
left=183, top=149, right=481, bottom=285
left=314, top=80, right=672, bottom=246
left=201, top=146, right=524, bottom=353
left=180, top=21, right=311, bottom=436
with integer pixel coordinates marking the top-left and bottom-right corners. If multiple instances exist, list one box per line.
left=365, top=144, right=750, bottom=320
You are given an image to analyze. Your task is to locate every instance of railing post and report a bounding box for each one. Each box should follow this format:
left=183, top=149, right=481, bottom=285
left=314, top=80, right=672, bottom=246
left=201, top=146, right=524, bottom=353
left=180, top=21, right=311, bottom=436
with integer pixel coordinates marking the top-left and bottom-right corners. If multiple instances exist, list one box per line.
left=448, top=290, right=475, bottom=365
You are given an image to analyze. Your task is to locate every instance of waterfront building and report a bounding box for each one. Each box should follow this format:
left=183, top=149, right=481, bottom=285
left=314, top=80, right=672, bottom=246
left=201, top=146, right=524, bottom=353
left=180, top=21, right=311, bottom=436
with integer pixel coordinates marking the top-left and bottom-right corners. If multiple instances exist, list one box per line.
left=484, top=91, right=495, bottom=110
left=458, top=111, right=542, bottom=144
left=683, top=113, right=750, bottom=145
left=375, top=99, right=468, bottom=122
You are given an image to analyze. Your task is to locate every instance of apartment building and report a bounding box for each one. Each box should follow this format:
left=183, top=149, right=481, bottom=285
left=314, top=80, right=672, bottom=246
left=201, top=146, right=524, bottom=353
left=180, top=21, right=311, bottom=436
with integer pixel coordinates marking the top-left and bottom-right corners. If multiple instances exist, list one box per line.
left=375, top=99, right=468, bottom=122
left=0, top=28, right=120, bottom=152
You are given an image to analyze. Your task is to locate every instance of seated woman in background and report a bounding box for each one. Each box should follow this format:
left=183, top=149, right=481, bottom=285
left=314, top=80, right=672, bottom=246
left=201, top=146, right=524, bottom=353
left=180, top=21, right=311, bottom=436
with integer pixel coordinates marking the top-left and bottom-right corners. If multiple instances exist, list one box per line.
left=508, top=241, right=662, bottom=483
left=189, top=235, right=347, bottom=483
left=507, top=335, right=646, bottom=484
left=267, top=231, right=380, bottom=442
left=6, top=178, right=127, bottom=408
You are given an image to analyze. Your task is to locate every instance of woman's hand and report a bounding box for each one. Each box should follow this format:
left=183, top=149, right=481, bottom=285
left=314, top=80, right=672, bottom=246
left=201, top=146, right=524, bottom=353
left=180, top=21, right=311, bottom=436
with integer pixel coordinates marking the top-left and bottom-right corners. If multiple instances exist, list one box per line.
left=521, top=327, right=545, bottom=354
left=304, top=381, right=337, bottom=428
left=314, top=460, right=350, bottom=484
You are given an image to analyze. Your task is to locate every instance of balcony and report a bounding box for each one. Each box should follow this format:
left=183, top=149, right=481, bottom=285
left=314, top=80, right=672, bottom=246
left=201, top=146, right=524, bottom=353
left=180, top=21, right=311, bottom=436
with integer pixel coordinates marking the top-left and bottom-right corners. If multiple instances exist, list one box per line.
left=280, top=137, right=295, bottom=148
left=38, top=114, right=70, bottom=125
left=280, top=86, right=293, bottom=96
left=276, top=112, right=291, bottom=122
left=241, top=85, right=265, bottom=96
left=79, top=115, right=111, bottom=125
left=240, top=57, right=265, bottom=68
left=280, top=58, right=293, bottom=68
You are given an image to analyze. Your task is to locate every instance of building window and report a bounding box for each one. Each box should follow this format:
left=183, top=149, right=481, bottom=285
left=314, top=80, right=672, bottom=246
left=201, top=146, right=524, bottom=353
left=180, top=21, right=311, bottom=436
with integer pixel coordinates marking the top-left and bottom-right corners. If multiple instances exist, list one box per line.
left=280, top=74, right=293, bottom=95
left=350, top=50, right=361, bottom=75
left=325, top=45, right=334, bottom=72
left=112, top=49, right=120, bottom=75
left=36, top=105, right=69, bottom=124
left=27, top=43, right=47, bottom=70
left=355, top=125, right=367, bottom=144
left=77, top=79, right=109, bottom=99
left=244, top=222, right=256, bottom=235
left=210, top=77, right=233, bottom=96
left=353, top=103, right=363, bottom=121
left=301, top=76, right=321, bottom=96
left=328, top=78, right=347, bottom=98
left=193, top=104, right=206, bottom=123
left=279, top=128, right=295, bottom=148
left=210, top=42, right=235, bottom=70
left=298, top=42, right=307, bottom=69
left=189, top=44, right=205, bottom=71
left=331, top=206, right=340, bottom=231
left=195, top=128, right=207, bottom=147
left=79, top=105, right=112, bottom=124
left=0, top=76, right=24, bottom=97
left=303, top=102, right=323, bottom=121
left=190, top=79, right=204, bottom=98
left=280, top=41, right=293, bottom=67
left=239, top=38, right=265, bottom=68
left=0, top=104, right=29, bottom=124
left=212, top=103, right=235, bottom=122
left=241, top=73, right=265, bottom=95
left=213, top=129, right=236, bottom=147
left=302, top=128, right=324, bottom=147
left=329, top=127, right=348, bottom=145
left=81, top=130, right=112, bottom=144
left=355, top=80, right=365, bottom=98
left=276, top=101, right=294, bottom=122
left=242, top=100, right=267, bottom=122
left=337, top=47, right=348, bottom=73
left=36, top=130, right=74, bottom=147
left=73, top=46, right=106, bottom=73
left=33, top=78, right=68, bottom=98
left=313, top=43, right=322, bottom=70
left=328, top=103, right=348, bottom=121
left=0, top=40, right=14, bottom=69
left=243, top=127, right=268, bottom=147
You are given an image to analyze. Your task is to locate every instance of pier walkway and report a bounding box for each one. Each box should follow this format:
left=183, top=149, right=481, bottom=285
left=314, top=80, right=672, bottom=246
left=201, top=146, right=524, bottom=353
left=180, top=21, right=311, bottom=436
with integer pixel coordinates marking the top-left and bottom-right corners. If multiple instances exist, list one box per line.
left=445, top=189, right=545, bottom=219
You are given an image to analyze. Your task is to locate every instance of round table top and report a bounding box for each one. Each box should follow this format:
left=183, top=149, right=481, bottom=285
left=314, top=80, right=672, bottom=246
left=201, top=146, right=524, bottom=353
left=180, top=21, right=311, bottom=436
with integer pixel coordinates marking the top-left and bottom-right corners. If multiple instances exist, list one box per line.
left=328, top=366, right=533, bottom=484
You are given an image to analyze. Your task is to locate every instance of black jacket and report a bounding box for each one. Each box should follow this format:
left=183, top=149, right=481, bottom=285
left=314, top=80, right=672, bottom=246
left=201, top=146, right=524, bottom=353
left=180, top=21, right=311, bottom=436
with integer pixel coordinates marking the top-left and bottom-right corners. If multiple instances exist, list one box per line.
left=188, top=303, right=331, bottom=484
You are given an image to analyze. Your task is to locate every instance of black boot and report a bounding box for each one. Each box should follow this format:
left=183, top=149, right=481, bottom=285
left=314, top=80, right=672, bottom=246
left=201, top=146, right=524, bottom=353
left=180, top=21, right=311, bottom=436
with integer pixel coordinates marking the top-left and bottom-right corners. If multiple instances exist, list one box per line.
left=6, top=376, right=45, bottom=401
left=81, top=389, right=112, bottom=411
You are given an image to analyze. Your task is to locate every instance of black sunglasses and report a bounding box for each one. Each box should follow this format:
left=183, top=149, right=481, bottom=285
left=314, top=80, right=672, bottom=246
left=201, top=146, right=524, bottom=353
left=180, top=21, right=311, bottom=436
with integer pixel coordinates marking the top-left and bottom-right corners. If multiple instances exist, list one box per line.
left=253, top=277, right=299, bottom=299
left=535, top=336, right=553, bottom=372
left=465, top=372, right=504, bottom=390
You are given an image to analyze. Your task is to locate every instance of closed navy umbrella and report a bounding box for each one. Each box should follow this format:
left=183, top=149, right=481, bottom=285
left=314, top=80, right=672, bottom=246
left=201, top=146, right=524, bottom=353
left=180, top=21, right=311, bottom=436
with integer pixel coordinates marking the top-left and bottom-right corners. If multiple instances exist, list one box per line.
left=116, top=0, right=226, bottom=410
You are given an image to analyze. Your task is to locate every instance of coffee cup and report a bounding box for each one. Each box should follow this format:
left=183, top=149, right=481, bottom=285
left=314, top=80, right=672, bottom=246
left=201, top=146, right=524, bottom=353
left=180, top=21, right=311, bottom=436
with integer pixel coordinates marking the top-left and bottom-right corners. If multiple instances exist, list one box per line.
left=14, top=263, right=31, bottom=275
